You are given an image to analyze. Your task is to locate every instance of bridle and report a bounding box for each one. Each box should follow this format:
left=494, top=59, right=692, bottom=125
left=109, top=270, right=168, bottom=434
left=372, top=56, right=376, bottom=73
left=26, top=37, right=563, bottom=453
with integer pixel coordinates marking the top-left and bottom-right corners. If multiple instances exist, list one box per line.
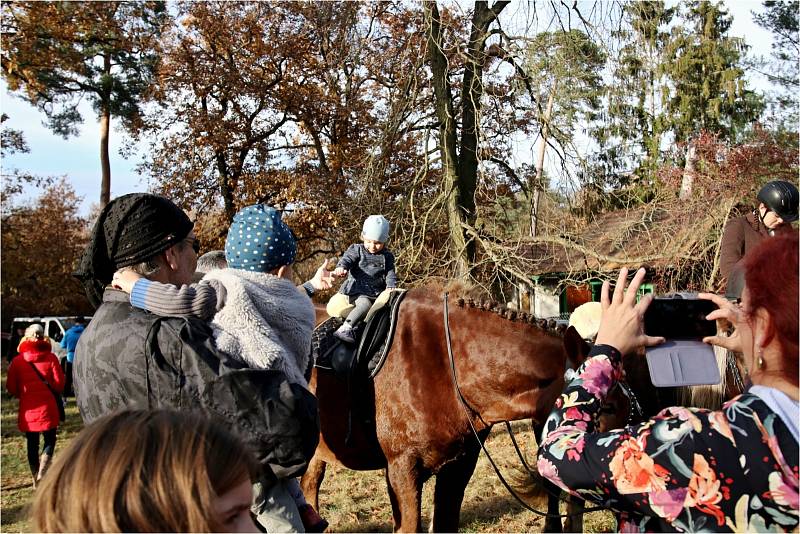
left=609, top=379, right=644, bottom=426
left=442, top=293, right=607, bottom=519
left=727, top=350, right=747, bottom=395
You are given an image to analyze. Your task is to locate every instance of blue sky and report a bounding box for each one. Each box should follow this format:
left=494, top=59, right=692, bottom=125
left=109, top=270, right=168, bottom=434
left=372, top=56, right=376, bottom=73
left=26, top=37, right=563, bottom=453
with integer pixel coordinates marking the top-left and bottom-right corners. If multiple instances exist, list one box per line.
left=0, top=0, right=776, bottom=216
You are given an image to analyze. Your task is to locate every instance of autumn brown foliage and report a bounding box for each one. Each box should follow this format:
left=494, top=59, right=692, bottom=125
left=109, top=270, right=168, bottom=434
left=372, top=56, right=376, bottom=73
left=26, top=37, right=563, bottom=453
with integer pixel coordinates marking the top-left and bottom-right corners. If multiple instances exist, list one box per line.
left=1, top=180, right=92, bottom=326
left=658, top=128, right=798, bottom=203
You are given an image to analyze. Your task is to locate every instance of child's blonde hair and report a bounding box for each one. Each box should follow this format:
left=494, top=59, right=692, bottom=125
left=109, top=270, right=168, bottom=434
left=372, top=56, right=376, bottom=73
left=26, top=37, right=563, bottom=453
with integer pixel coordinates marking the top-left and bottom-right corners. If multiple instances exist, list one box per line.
left=31, top=409, right=257, bottom=532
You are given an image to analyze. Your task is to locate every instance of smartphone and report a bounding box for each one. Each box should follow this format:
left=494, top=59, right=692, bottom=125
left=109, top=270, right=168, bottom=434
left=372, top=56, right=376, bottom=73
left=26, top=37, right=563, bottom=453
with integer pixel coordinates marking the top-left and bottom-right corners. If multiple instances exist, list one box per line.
left=644, top=297, right=717, bottom=339
left=644, top=297, right=721, bottom=387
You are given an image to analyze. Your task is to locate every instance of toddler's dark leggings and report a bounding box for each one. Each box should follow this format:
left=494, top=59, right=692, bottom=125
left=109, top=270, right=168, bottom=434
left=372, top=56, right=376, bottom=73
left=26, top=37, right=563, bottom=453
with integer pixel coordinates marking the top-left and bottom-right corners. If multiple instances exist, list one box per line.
left=345, top=295, right=375, bottom=325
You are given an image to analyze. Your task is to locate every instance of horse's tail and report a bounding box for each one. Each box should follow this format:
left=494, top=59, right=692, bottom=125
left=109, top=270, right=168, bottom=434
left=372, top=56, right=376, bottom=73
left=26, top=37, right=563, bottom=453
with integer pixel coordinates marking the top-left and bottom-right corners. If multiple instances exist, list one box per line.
left=508, top=457, right=551, bottom=501
left=508, top=421, right=557, bottom=501
left=675, top=330, right=730, bottom=410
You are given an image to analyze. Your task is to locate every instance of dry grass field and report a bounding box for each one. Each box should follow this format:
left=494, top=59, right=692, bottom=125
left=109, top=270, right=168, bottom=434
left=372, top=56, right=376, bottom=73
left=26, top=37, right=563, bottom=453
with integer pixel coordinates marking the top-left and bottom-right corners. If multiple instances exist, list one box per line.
left=1, top=359, right=615, bottom=532
left=1, top=362, right=85, bottom=533
left=312, top=423, right=616, bottom=533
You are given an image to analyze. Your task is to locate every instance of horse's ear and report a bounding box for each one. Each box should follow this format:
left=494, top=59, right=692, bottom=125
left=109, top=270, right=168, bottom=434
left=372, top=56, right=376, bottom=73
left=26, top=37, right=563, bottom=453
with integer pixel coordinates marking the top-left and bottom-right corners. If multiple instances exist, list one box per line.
left=563, top=326, right=591, bottom=367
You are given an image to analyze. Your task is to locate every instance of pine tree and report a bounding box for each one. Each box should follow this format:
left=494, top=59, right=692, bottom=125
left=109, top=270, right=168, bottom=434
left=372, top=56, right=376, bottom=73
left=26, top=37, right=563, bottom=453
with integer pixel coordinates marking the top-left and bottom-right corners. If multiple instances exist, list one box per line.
left=660, top=1, right=764, bottom=198
left=662, top=1, right=764, bottom=144
left=1, top=2, right=168, bottom=206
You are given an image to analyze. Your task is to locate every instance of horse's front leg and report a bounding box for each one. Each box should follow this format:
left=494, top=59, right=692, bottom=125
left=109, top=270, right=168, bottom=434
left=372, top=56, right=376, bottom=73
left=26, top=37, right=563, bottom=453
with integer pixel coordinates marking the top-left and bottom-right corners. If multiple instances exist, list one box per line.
left=300, top=454, right=327, bottom=512
left=429, top=433, right=484, bottom=532
left=385, top=455, right=423, bottom=532
left=543, top=485, right=563, bottom=533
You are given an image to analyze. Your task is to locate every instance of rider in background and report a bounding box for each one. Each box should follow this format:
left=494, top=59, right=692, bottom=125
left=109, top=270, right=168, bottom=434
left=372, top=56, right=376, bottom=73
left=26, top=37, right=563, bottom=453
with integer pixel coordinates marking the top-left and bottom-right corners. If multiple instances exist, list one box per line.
left=719, top=180, right=797, bottom=298
left=332, top=215, right=397, bottom=343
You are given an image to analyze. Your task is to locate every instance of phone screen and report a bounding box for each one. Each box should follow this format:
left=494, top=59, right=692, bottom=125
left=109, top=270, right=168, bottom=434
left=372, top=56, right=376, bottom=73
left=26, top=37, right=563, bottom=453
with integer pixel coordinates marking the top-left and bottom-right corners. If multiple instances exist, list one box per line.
left=644, top=298, right=717, bottom=339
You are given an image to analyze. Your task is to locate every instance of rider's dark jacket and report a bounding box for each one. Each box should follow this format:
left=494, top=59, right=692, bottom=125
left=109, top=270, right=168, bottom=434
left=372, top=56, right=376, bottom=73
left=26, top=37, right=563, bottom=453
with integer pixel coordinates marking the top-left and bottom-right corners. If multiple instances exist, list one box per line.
left=719, top=212, right=793, bottom=290
left=74, top=288, right=319, bottom=482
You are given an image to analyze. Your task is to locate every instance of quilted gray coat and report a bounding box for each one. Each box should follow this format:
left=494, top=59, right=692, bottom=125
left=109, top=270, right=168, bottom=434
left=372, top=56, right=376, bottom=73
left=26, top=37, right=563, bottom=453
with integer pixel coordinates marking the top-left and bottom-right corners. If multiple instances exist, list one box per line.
left=74, top=289, right=319, bottom=481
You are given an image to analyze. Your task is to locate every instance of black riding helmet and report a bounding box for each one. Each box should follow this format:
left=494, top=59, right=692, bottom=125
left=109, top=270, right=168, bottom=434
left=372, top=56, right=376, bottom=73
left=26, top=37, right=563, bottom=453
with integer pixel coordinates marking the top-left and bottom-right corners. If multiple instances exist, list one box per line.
left=757, top=180, right=799, bottom=223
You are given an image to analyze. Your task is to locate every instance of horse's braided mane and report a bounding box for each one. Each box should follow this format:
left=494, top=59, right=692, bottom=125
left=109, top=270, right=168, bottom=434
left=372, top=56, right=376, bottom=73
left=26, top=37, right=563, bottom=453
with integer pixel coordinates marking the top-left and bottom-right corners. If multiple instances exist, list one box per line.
left=423, top=280, right=566, bottom=335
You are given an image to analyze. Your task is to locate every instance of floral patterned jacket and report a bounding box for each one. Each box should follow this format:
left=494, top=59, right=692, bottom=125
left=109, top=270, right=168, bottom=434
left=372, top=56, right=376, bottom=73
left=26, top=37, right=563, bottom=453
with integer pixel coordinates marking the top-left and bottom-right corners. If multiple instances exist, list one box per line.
left=536, top=344, right=799, bottom=532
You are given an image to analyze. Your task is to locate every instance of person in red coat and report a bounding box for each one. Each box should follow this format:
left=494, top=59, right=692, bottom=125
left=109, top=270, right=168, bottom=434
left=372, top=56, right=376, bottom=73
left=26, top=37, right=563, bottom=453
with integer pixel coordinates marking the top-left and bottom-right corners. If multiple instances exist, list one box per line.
left=6, top=327, right=65, bottom=488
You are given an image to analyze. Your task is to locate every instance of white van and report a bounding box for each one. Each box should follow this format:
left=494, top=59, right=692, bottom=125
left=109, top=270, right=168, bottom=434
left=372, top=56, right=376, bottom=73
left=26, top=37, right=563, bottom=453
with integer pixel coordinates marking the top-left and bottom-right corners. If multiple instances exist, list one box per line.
left=9, top=316, right=90, bottom=360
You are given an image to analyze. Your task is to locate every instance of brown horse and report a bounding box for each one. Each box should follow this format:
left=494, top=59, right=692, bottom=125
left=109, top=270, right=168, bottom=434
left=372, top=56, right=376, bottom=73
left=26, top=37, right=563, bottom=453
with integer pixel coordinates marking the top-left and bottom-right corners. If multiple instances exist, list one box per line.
left=301, top=288, right=588, bottom=532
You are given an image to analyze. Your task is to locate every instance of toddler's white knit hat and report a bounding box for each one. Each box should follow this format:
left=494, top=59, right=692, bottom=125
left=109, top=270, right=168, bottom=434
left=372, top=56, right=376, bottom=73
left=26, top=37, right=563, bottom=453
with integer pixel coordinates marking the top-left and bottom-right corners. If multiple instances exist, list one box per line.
left=362, top=215, right=390, bottom=242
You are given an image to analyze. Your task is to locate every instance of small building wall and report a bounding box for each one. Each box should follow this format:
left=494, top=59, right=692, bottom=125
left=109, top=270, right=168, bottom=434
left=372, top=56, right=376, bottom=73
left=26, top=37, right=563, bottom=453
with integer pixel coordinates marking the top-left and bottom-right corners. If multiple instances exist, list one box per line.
left=533, top=283, right=560, bottom=318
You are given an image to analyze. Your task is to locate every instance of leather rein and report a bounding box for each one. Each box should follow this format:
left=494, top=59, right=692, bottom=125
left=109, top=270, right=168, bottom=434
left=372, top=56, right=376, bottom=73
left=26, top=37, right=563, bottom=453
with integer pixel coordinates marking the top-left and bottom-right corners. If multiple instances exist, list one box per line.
left=442, top=293, right=607, bottom=519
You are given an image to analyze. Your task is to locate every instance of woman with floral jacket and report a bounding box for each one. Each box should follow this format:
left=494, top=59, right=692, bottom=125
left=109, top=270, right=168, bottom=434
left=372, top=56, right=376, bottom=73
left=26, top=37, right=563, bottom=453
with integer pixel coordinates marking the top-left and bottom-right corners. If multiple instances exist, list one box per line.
left=537, top=233, right=798, bottom=532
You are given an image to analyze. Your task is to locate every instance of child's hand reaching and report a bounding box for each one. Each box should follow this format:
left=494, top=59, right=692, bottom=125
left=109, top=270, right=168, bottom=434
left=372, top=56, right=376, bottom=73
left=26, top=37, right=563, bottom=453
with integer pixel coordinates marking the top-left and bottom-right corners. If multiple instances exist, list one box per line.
left=112, top=269, right=143, bottom=294
left=333, top=267, right=348, bottom=278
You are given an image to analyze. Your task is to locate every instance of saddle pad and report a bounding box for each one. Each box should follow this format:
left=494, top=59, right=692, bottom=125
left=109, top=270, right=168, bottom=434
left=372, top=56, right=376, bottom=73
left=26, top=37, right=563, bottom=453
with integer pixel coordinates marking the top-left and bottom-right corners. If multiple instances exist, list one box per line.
left=361, top=289, right=406, bottom=378
left=310, top=290, right=406, bottom=379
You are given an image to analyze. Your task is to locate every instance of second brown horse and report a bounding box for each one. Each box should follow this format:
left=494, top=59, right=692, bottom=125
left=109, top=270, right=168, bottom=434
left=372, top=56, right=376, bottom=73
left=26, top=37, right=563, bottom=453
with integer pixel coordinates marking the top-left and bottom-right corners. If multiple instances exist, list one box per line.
left=302, top=288, right=588, bottom=532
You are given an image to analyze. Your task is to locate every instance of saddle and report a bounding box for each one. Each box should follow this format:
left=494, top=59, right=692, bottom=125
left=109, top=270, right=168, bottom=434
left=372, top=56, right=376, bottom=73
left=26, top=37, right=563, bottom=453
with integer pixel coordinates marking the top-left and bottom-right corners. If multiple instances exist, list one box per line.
left=311, top=289, right=406, bottom=380
left=310, top=290, right=406, bottom=445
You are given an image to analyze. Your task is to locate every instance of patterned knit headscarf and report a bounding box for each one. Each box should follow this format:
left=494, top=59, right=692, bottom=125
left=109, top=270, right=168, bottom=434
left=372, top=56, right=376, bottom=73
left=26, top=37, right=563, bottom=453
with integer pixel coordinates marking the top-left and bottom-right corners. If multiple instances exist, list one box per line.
left=224, top=204, right=296, bottom=272
left=73, top=193, right=194, bottom=308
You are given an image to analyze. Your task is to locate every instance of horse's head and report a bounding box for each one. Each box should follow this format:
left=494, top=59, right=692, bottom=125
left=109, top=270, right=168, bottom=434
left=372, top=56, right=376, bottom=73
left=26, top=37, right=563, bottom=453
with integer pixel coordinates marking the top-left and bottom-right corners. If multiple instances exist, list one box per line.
left=562, top=325, right=592, bottom=370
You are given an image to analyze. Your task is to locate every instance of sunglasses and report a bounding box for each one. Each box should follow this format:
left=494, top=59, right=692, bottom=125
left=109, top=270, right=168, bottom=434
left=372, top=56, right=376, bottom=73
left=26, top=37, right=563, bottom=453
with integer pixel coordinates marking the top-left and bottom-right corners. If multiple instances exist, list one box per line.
left=184, top=236, right=201, bottom=254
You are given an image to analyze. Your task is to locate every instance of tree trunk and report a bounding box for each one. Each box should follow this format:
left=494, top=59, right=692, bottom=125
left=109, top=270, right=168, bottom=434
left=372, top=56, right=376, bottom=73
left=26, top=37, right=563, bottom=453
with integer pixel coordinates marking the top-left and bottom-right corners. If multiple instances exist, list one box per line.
left=99, top=107, right=111, bottom=207
left=215, top=152, right=236, bottom=224
left=423, top=0, right=469, bottom=277
left=424, top=0, right=508, bottom=279
left=531, top=88, right=555, bottom=237
left=680, top=140, right=697, bottom=199
left=99, top=53, right=112, bottom=207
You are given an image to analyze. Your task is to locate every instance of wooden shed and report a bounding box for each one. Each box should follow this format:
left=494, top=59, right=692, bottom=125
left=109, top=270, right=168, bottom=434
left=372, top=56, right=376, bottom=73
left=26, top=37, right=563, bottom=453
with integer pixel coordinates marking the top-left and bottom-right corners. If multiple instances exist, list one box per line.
left=508, top=199, right=729, bottom=318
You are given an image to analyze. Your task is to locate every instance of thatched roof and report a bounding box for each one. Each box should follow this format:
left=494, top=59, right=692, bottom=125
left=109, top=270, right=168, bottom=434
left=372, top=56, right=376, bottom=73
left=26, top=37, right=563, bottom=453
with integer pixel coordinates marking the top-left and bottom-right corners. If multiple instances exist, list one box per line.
left=518, top=199, right=728, bottom=277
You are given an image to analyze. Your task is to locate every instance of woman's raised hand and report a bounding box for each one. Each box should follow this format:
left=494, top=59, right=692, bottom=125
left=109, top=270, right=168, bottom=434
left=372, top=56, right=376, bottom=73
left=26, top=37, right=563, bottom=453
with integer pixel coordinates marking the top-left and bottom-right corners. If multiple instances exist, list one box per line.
left=594, top=267, right=664, bottom=356
left=698, top=292, right=744, bottom=354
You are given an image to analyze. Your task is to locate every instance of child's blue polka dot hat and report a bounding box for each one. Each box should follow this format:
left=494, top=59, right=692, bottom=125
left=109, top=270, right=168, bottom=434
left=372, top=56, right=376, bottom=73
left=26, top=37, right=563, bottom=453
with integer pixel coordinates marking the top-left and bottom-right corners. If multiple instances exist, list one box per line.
left=224, top=204, right=296, bottom=272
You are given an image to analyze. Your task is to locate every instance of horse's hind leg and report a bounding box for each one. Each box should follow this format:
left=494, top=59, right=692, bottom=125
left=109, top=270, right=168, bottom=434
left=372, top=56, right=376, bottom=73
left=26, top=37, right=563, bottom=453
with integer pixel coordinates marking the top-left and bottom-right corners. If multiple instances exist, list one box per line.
left=385, top=456, right=423, bottom=532
left=300, top=455, right=327, bottom=511
left=563, top=497, right=584, bottom=533
left=429, top=433, right=483, bottom=532
left=543, top=485, right=563, bottom=533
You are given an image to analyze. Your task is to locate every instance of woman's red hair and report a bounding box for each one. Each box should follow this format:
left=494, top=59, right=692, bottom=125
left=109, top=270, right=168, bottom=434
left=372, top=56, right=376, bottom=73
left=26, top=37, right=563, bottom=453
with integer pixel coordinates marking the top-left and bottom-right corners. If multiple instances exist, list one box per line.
left=743, top=231, right=799, bottom=386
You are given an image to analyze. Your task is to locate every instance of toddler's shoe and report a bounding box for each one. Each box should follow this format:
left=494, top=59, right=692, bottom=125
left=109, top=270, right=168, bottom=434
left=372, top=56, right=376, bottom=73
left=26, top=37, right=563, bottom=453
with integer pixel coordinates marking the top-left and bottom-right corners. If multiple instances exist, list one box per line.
left=334, top=322, right=356, bottom=343
left=299, top=504, right=329, bottom=533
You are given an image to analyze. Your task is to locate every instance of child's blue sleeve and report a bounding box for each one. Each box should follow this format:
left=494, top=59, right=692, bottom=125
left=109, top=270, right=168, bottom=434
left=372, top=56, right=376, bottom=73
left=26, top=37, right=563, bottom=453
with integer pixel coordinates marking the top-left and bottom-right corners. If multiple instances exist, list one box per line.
left=130, top=279, right=155, bottom=310
left=337, top=244, right=359, bottom=270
